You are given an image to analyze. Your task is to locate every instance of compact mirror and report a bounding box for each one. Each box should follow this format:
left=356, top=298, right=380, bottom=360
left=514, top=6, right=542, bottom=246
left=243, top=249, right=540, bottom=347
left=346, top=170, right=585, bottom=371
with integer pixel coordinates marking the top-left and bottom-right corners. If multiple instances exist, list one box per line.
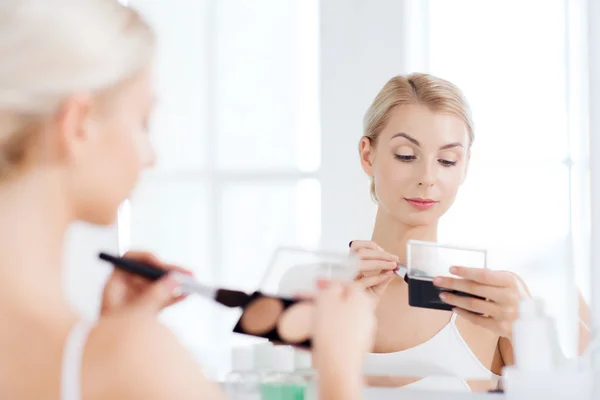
left=258, top=246, right=359, bottom=298
left=406, top=240, right=487, bottom=312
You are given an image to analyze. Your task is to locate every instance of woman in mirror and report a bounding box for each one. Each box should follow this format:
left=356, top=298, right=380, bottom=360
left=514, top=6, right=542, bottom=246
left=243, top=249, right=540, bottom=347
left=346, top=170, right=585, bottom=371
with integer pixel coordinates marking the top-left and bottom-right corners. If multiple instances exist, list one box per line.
left=351, top=73, right=591, bottom=391
left=0, top=1, right=373, bottom=399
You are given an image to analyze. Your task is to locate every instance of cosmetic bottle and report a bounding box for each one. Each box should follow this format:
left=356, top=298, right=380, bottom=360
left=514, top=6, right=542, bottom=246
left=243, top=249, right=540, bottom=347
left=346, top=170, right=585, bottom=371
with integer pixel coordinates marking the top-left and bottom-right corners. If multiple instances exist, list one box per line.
left=260, top=346, right=305, bottom=400
left=503, top=297, right=588, bottom=399
left=294, top=349, right=316, bottom=400
left=253, top=342, right=275, bottom=377
left=512, top=297, right=556, bottom=372
left=225, top=346, right=260, bottom=400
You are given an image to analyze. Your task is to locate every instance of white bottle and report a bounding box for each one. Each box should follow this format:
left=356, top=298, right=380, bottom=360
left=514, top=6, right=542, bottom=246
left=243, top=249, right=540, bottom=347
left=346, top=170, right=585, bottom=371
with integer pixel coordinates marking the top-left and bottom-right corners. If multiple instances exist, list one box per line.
left=253, top=342, right=274, bottom=377
left=225, top=346, right=260, bottom=400
left=260, top=346, right=306, bottom=400
left=512, top=297, right=556, bottom=372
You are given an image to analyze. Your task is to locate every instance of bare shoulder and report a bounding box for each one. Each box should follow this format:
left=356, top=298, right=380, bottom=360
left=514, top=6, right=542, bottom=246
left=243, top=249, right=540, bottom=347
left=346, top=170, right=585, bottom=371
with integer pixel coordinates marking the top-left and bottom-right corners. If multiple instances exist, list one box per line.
left=83, top=312, right=226, bottom=400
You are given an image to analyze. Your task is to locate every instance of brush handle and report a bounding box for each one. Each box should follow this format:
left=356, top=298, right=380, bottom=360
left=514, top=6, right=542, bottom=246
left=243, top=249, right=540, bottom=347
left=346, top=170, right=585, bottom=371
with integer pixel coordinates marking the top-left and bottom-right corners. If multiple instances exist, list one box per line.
left=98, top=252, right=217, bottom=299
left=99, top=252, right=167, bottom=280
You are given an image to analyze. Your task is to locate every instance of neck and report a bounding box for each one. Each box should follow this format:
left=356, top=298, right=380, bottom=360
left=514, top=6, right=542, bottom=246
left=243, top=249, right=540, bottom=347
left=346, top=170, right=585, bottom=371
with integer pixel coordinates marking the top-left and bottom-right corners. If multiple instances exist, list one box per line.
left=371, top=207, right=438, bottom=264
left=0, top=170, right=73, bottom=313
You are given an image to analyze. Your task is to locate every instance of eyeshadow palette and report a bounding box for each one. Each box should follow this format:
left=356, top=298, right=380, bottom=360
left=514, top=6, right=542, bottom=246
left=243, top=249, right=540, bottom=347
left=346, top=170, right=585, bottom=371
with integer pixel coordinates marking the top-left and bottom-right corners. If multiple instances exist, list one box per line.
left=232, top=291, right=313, bottom=349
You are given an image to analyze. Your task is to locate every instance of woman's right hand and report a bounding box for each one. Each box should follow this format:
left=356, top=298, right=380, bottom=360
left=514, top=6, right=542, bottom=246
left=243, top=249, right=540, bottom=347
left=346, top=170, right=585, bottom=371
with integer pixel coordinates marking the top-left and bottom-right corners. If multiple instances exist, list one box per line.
left=349, top=240, right=399, bottom=299
left=100, top=251, right=189, bottom=317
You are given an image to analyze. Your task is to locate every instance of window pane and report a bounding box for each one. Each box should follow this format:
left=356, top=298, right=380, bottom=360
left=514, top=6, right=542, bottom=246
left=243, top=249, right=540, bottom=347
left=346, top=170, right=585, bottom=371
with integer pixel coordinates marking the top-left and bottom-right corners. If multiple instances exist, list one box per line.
left=428, top=0, right=568, bottom=163
left=219, top=179, right=321, bottom=291
left=439, top=164, right=575, bottom=354
left=128, top=180, right=211, bottom=277
left=215, top=0, right=320, bottom=171
left=212, top=179, right=321, bottom=374
left=127, top=180, right=216, bottom=354
left=131, top=0, right=210, bottom=171
left=439, top=164, right=570, bottom=247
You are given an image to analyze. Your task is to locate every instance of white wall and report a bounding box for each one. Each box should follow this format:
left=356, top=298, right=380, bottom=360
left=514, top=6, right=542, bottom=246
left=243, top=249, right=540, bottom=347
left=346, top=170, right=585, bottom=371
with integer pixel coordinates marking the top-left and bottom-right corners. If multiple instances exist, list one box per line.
left=587, top=0, right=600, bottom=379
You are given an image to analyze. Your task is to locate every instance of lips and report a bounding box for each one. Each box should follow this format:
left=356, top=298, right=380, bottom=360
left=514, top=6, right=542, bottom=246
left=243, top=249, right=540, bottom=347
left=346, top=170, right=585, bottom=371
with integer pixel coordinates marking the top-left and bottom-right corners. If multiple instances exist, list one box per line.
left=404, top=198, right=438, bottom=210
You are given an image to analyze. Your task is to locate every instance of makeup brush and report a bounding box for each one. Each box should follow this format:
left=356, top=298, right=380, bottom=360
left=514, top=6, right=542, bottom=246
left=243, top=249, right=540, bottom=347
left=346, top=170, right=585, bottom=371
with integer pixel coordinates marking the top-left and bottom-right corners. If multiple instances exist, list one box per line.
left=395, top=263, right=408, bottom=282
left=98, top=252, right=251, bottom=308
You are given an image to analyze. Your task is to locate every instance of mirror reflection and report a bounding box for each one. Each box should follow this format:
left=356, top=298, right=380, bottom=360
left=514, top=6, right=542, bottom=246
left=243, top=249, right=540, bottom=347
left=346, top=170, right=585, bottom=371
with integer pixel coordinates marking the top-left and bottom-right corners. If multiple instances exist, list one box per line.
left=43, top=0, right=592, bottom=398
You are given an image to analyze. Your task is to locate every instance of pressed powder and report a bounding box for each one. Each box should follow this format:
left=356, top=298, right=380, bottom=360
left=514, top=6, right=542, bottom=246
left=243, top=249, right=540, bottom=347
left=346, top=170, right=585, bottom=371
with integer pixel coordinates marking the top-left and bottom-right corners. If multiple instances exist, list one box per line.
left=276, top=301, right=314, bottom=343
left=240, top=296, right=284, bottom=335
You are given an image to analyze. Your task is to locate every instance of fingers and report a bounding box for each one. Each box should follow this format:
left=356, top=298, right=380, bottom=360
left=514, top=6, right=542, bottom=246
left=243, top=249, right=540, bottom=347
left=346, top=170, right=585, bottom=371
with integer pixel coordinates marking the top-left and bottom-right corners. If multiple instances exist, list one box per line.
left=356, top=272, right=394, bottom=290
left=129, top=273, right=183, bottom=314
left=122, top=250, right=161, bottom=265
left=437, top=268, right=525, bottom=340
left=315, top=281, right=344, bottom=310
left=358, top=259, right=398, bottom=273
left=433, top=276, right=519, bottom=305
left=440, top=292, right=504, bottom=317
left=161, top=263, right=194, bottom=276
left=292, top=291, right=317, bottom=301
left=354, top=248, right=398, bottom=279
left=355, top=248, right=398, bottom=262
left=316, top=281, right=374, bottom=312
left=349, top=240, right=382, bottom=252
left=316, top=279, right=331, bottom=290
left=122, top=251, right=195, bottom=278
left=449, top=266, right=516, bottom=288
left=345, top=283, right=376, bottom=310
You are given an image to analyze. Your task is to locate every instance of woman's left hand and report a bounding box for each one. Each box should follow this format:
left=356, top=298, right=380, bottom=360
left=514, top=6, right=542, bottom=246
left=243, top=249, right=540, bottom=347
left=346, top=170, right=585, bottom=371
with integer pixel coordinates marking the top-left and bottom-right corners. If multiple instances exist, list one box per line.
left=433, top=266, right=527, bottom=340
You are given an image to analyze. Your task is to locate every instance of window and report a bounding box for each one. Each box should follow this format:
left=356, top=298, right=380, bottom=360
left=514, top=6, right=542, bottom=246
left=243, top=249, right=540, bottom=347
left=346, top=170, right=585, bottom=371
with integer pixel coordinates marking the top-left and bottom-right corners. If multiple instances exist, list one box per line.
left=425, top=0, right=588, bottom=357
left=122, top=0, right=320, bottom=377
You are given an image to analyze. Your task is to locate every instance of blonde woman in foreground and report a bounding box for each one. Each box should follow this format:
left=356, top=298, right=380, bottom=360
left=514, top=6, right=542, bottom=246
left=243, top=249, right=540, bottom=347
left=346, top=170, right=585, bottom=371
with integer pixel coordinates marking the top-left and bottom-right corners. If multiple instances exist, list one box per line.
left=0, top=1, right=374, bottom=399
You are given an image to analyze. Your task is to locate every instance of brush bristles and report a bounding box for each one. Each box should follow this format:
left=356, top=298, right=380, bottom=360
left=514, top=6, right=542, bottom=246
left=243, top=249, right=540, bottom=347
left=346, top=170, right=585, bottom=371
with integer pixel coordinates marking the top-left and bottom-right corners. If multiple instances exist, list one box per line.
left=216, top=289, right=250, bottom=308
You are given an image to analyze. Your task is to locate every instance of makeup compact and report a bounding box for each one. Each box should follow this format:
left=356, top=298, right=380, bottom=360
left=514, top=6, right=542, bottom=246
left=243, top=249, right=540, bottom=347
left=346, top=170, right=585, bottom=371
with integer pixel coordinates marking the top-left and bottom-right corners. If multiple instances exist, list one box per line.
left=261, top=246, right=360, bottom=297
left=406, top=240, right=487, bottom=311
left=232, top=291, right=313, bottom=349
left=232, top=247, right=359, bottom=348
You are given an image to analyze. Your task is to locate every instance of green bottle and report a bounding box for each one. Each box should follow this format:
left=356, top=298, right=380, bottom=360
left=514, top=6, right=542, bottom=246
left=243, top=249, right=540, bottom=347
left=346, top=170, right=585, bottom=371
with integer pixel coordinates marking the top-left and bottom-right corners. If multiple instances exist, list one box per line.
left=260, top=346, right=305, bottom=400
left=293, top=349, right=316, bottom=400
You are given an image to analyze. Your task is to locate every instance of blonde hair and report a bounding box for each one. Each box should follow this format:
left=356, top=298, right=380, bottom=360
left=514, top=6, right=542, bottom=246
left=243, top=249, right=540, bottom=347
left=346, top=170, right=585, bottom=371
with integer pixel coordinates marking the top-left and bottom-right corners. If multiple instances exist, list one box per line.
left=0, top=0, right=155, bottom=177
left=362, top=73, right=474, bottom=201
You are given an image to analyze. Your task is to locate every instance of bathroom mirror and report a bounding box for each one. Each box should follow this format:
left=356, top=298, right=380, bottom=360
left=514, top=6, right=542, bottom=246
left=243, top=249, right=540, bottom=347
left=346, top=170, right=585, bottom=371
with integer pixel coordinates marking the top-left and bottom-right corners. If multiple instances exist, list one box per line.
left=84, top=0, right=593, bottom=390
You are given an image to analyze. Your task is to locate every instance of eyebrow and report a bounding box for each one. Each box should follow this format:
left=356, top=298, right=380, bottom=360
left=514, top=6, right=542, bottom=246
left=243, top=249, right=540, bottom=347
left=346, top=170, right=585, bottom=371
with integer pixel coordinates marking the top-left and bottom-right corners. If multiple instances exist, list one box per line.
left=390, top=132, right=464, bottom=150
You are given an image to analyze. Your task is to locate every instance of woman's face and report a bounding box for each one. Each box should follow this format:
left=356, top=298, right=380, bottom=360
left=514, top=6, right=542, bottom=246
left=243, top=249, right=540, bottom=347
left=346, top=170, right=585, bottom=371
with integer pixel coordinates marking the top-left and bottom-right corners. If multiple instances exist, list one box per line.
left=63, top=69, right=156, bottom=225
left=360, top=104, right=470, bottom=227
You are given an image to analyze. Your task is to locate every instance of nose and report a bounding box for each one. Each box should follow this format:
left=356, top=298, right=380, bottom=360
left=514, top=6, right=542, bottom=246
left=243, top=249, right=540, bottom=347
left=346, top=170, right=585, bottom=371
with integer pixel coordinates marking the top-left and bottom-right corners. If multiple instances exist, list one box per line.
left=417, top=160, right=436, bottom=187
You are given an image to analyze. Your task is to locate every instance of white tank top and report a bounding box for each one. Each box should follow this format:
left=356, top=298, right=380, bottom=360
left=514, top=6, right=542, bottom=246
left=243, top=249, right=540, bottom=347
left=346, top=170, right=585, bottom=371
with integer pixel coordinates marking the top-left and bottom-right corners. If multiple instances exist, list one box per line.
left=363, top=313, right=500, bottom=392
left=61, top=321, right=93, bottom=400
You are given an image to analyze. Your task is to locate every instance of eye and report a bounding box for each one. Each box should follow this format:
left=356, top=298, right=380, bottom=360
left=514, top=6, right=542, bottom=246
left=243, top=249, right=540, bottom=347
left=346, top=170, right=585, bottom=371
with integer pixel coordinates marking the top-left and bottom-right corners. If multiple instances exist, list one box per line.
left=438, top=159, right=457, bottom=167
left=394, top=154, right=416, bottom=162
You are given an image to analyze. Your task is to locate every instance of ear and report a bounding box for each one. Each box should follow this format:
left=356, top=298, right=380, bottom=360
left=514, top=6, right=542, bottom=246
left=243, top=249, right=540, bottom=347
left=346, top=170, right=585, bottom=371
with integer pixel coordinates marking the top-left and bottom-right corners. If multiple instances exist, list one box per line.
left=359, top=137, right=375, bottom=177
left=52, top=94, right=94, bottom=163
